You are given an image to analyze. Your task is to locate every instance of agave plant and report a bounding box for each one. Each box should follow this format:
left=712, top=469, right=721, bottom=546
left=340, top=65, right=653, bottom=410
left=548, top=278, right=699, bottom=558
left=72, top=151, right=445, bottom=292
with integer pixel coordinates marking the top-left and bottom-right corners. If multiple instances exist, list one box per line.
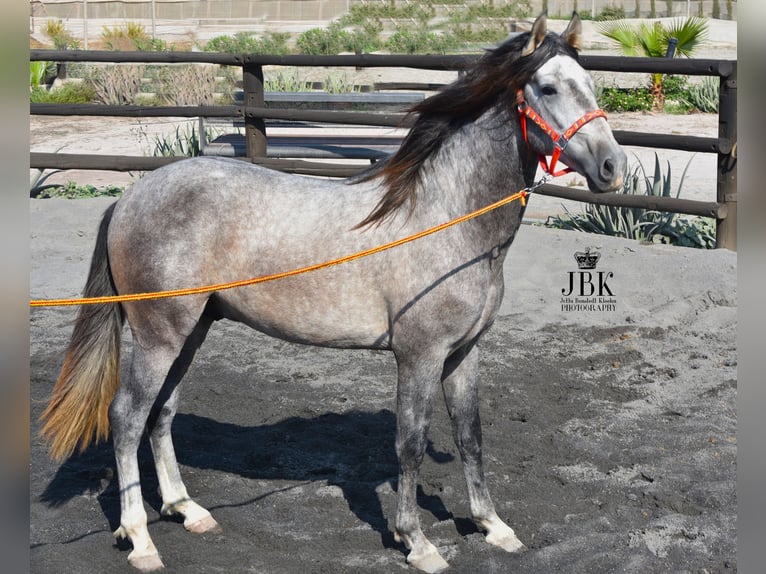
left=150, top=125, right=204, bottom=157
left=678, top=76, right=720, bottom=113
left=545, top=153, right=699, bottom=244
left=598, top=17, right=708, bottom=109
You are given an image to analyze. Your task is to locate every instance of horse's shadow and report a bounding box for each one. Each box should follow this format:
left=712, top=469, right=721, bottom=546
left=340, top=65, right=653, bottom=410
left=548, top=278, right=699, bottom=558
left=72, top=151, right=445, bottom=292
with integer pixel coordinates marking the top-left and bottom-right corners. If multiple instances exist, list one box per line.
left=39, top=409, right=473, bottom=550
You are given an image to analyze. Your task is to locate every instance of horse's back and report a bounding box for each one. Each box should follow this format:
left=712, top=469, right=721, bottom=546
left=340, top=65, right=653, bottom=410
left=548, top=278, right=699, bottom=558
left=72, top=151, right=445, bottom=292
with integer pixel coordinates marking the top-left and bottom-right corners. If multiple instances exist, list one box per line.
left=109, top=157, right=375, bottom=267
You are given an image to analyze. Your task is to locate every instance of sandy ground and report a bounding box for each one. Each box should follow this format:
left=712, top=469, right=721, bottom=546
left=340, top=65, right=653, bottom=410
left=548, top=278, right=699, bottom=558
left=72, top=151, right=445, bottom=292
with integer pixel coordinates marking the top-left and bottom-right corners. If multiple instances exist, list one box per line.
left=29, top=196, right=736, bottom=573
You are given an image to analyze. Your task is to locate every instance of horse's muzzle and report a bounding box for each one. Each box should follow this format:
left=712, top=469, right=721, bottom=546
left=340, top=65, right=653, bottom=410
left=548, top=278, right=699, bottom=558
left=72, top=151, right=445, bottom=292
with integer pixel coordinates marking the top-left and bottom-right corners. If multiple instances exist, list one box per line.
left=592, top=147, right=628, bottom=192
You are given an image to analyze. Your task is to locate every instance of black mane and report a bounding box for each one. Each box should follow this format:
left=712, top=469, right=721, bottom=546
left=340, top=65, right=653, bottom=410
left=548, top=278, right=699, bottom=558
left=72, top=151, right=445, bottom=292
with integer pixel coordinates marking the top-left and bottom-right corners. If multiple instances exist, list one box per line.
left=355, top=30, right=579, bottom=228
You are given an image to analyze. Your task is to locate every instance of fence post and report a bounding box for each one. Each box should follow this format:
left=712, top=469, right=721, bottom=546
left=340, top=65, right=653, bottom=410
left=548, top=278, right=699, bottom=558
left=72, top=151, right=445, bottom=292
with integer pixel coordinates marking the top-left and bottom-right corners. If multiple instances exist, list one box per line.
left=716, top=63, right=737, bottom=250
left=242, top=61, right=267, bottom=160
left=665, top=38, right=678, bottom=58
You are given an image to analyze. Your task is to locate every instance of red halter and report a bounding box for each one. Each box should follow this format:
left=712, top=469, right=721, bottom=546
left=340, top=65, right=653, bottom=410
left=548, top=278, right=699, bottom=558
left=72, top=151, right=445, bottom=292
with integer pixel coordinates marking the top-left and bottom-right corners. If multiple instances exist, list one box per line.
left=516, top=89, right=607, bottom=178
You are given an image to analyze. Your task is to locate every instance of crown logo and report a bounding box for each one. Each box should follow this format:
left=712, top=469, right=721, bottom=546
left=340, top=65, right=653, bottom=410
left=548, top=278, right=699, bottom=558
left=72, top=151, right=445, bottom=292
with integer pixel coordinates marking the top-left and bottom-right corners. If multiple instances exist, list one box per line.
left=574, top=247, right=600, bottom=270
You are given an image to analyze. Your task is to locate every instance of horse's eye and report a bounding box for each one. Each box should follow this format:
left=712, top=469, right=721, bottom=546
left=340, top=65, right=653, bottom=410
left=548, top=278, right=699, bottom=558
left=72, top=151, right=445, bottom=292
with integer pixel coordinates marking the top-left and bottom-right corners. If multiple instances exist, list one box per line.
left=541, top=86, right=557, bottom=96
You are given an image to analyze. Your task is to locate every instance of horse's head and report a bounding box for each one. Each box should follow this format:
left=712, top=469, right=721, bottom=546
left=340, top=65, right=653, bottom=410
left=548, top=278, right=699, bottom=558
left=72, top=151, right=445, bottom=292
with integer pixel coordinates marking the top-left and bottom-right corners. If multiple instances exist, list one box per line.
left=517, top=13, right=627, bottom=192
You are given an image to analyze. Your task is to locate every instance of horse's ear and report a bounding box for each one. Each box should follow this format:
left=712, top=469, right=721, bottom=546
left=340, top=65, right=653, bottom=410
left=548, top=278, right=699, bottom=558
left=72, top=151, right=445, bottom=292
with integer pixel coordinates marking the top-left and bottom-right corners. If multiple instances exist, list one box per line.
left=521, top=14, right=548, bottom=57
left=561, top=12, right=582, bottom=52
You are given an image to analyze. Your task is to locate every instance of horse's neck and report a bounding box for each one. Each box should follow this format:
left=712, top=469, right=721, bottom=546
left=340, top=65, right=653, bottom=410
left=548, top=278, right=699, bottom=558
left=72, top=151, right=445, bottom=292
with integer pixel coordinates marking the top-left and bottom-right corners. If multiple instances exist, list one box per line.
left=416, top=108, right=534, bottom=227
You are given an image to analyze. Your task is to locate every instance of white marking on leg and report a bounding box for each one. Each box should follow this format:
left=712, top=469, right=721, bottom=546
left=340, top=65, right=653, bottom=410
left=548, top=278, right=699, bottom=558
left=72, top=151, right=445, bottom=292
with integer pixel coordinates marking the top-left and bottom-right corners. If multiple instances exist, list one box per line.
left=479, top=513, right=527, bottom=553
left=114, top=496, right=165, bottom=571
left=162, top=498, right=222, bottom=533
left=151, top=407, right=221, bottom=534
left=394, top=530, right=449, bottom=574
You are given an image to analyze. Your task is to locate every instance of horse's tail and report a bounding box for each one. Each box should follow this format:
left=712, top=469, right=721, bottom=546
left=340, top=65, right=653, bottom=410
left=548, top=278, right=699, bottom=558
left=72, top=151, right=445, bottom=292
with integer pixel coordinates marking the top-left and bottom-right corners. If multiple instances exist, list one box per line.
left=40, top=203, right=125, bottom=461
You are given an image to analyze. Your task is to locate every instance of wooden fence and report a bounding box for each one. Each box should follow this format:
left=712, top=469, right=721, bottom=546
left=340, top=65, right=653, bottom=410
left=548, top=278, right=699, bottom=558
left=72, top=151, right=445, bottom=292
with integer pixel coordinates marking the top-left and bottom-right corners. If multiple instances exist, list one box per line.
left=29, top=49, right=737, bottom=250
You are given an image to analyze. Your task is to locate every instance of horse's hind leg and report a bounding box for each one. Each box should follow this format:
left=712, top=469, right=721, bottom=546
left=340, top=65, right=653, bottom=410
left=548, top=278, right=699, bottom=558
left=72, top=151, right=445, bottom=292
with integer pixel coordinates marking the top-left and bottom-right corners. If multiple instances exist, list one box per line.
left=110, top=305, right=211, bottom=572
left=393, top=349, right=450, bottom=574
left=111, top=344, right=177, bottom=571
left=441, top=344, right=526, bottom=554
left=146, top=315, right=221, bottom=534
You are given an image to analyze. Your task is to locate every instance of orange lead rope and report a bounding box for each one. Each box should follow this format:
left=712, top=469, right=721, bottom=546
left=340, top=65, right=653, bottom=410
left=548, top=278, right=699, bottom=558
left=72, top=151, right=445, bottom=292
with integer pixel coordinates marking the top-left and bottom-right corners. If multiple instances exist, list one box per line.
left=516, top=89, right=607, bottom=178
left=29, top=182, right=550, bottom=308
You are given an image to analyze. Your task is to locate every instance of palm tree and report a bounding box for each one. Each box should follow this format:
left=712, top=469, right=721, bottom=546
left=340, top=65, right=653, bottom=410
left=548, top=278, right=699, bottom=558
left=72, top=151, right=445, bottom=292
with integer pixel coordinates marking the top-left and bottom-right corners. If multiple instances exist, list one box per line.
left=598, top=17, right=709, bottom=109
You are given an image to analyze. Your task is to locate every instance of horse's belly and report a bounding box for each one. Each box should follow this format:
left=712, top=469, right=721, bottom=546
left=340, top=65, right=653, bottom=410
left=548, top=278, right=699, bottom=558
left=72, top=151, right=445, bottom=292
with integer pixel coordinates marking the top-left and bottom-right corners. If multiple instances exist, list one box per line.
left=212, top=280, right=391, bottom=350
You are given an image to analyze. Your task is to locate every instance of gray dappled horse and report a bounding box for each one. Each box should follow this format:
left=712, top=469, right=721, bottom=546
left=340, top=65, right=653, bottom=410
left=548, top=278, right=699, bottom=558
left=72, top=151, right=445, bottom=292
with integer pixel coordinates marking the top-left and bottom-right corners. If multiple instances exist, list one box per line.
left=41, top=13, right=626, bottom=573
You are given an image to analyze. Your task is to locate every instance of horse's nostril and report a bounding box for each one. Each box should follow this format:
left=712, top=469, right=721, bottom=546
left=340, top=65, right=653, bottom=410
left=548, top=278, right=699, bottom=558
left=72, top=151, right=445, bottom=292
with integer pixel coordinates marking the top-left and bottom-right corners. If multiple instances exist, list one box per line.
left=601, top=158, right=615, bottom=179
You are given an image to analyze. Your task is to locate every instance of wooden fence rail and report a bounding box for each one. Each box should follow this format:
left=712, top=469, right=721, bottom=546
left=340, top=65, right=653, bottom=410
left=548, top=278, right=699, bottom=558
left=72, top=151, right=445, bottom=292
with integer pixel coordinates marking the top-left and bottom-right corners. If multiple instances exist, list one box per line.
left=29, top=50, right=737, bottom=249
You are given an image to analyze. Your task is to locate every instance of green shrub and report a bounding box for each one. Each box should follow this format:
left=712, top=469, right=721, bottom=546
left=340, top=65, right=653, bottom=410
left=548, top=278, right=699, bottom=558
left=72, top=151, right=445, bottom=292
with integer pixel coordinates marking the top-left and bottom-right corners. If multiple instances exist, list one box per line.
left=134, top=37, right=169, bottom=52
left=346, top=20, right=384, bottom=54
left=299, top=20, right=384, bottom=55
left=201, top=31, right=291, bottom=55
left=296, top=23, right=352, bottom=55
left=448, top=1, right=530, bottom=22
left=202, top=32, right=251, bottom=53
left=660, top=74, right=693, bottom=112
left=655, top=75, right=719, bottom=114
left=340, top=1, right=435, bottom=26
left=33, top=181, right=123, bottom=199
left=30, top=82, right=97, bottom=104
left=597, top=4, right=627, bottom=20
left=447, top=22, right=506, bottom=46
left=661, top=75, right=689, bottom=99
left=336, top=0, right=530, bottom=53
left=596, top=86, right=653, bottom=112
left=662, top=100, right=694, bottom=115
left=386, top=29, right=456, bottom=54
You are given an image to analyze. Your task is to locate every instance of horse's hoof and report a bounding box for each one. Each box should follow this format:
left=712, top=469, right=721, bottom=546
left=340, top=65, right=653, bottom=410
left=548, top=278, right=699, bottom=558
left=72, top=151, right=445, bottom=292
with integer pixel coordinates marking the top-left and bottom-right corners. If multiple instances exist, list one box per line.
left=128, top=553, right=165, bottom=572
left=481, top=515, right=527, bottom=554
left=185, top=514, right=222, bottom=534
left=407, top=548, right=450, bottom=574
left=486, top=531, right=527, bottom=554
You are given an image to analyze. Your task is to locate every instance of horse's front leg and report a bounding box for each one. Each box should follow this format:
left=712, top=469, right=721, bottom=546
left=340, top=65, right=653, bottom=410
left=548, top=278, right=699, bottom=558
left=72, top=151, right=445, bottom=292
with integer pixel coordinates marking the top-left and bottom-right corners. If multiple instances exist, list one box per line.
left=441, top=343, right=527, bottom=554
left=393, top=350, right=450, bottom=574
